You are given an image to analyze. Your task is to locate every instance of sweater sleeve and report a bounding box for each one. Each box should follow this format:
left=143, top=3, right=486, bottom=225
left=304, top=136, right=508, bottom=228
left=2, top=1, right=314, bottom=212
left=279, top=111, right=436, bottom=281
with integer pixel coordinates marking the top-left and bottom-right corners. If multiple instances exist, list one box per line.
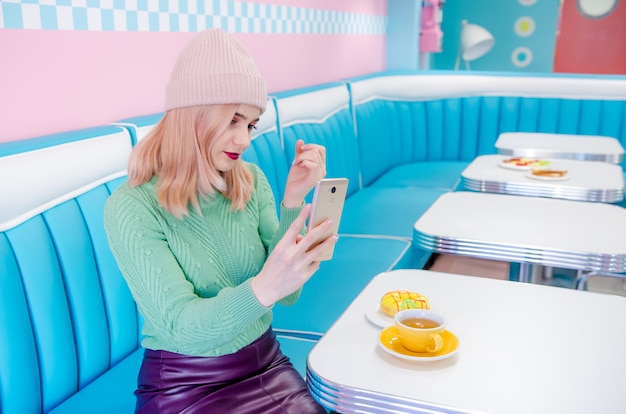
left=249, top=164, right=303, bottom=306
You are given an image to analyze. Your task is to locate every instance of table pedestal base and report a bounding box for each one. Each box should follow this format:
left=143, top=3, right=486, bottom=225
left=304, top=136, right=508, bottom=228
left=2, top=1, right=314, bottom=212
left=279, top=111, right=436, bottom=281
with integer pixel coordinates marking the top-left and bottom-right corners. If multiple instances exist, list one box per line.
left=518, top=263, right=544, bottom=284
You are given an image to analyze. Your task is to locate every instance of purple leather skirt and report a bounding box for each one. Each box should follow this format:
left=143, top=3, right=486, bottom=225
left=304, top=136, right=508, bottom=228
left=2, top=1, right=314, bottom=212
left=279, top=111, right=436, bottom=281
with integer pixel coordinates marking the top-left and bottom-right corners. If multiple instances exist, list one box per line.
left=134, top=329, right=326, bottom=413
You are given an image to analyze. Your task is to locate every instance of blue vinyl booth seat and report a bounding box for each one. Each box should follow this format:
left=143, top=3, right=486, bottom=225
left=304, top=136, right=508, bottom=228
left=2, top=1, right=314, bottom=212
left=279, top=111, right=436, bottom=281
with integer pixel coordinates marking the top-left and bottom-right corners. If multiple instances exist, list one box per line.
left=2, top=71, right=626, bottom=413
left=268, top=83, right=426, bottom=335
left=0, top=127, right=137, bottom=413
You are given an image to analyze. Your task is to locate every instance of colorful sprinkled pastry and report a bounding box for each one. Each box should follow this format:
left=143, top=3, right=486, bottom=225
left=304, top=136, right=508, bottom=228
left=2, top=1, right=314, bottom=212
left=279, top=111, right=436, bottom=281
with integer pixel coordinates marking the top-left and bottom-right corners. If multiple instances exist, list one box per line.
left=380, top=290, right=430, bottom=317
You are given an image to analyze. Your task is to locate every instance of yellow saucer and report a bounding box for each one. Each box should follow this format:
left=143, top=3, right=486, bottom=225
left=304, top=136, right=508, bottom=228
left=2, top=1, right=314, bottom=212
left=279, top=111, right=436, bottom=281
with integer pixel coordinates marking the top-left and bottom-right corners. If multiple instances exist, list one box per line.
left=378, top=326, right=459, bottom=362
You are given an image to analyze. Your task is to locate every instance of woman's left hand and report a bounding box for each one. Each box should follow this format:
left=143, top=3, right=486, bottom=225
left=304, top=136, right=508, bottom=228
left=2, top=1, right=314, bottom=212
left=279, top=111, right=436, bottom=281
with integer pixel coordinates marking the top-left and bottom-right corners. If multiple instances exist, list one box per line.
left=282, top=139, right=327, bottom=208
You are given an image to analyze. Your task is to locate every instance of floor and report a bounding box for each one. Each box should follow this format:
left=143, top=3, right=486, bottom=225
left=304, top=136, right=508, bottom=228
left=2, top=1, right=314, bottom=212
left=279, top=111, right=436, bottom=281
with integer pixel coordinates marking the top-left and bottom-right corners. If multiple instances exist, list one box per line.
left=427, top=254, right=510, bottom=281
left=426, top=254, right=626, bottom=297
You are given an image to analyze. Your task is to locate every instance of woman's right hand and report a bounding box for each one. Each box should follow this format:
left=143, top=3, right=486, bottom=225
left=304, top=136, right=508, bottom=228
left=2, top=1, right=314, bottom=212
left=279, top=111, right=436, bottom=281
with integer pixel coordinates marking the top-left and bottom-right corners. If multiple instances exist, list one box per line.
left=251, top=204, right=338, bottom=307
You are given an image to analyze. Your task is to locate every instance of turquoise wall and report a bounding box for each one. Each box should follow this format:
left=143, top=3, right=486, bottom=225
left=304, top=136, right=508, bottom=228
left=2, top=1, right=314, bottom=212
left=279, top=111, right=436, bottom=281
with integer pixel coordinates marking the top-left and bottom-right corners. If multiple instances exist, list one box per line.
left=431, top=0, right=561, bottom=72
left=386, top=0, right=422, bottom=70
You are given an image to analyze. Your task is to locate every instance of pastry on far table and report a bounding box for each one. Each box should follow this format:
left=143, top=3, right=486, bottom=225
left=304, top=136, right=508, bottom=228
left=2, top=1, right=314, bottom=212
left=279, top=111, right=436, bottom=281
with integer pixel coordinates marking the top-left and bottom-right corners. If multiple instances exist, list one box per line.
left=530, top=169, right=567, bottom=178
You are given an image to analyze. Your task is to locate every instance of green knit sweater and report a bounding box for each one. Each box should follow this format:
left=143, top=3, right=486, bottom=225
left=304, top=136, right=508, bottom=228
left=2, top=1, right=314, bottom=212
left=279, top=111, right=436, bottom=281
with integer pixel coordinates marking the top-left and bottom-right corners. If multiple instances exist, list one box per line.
left=104, top=163, right=302, bottom=357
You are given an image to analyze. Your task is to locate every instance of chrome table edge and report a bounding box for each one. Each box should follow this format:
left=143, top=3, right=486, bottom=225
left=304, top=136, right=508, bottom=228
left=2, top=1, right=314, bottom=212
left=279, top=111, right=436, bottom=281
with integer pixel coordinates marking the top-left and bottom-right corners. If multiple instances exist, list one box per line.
left=497, top=148, right=624, bottom=164
left=460, top=177, right=624, bottom=203
left=412, top=232, right=626, bottom=274
left=306, top=367, right=477, bottom=414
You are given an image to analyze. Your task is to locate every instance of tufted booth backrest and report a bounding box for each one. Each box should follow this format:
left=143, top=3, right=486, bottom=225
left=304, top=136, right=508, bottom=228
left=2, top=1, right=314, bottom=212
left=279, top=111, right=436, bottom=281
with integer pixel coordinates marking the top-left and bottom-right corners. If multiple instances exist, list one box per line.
left=273, top=83, right=361, bottom=197
left=0, top=127, right=138, bottom=413
left=349, top=72, right=626, bottom=187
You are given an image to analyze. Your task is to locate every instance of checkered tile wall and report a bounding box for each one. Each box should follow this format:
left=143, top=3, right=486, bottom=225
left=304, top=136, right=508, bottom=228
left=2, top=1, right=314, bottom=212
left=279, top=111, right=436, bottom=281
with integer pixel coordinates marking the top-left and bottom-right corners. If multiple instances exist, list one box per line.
left=0, top=0, right=386, bottom=34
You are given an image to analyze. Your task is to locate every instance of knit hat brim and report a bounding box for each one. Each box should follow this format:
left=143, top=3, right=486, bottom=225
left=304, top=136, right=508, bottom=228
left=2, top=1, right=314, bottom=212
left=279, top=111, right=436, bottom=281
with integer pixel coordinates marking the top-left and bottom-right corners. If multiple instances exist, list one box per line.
left=165, top=72, right=267, bottom=113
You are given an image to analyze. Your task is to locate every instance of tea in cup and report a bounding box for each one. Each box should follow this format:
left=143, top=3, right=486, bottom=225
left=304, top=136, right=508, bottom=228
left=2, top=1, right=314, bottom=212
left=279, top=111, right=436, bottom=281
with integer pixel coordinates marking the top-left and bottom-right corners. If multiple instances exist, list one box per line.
left=394, top=309, right=446, bottom=353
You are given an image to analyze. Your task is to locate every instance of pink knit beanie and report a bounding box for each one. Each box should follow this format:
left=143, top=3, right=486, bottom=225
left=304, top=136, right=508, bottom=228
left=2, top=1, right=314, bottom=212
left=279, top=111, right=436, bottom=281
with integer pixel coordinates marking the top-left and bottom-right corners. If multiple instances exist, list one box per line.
left=164, top=28, right=267, bottom=113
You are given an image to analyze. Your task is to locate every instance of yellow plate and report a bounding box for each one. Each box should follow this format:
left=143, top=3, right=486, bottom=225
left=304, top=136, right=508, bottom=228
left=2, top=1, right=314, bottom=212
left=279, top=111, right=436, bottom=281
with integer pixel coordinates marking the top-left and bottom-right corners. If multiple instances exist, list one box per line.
left=378, top=326, right=459, bottom=362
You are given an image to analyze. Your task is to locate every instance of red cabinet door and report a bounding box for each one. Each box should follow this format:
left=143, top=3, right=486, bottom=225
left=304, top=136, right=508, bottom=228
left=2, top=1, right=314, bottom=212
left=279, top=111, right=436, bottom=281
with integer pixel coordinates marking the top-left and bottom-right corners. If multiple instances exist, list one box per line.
left=554, top=0, right=626, bottom=74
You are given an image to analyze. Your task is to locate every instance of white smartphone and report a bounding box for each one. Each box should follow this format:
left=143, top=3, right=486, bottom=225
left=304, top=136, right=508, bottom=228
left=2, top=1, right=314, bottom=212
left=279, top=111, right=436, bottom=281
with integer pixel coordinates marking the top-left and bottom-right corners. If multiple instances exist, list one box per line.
left=307, top=178, right=349, bottom=261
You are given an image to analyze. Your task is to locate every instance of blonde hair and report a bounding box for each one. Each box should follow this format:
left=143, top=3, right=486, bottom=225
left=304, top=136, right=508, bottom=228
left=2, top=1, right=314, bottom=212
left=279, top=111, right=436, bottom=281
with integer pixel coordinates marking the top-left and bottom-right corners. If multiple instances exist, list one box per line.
left=128, top=105, right=254, bottom=218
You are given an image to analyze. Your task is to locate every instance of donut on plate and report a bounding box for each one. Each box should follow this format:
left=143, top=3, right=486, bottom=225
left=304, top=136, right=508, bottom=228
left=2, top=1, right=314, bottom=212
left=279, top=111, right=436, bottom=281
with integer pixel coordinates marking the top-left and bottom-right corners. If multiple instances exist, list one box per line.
left=380, top=290, right=430, bottom=317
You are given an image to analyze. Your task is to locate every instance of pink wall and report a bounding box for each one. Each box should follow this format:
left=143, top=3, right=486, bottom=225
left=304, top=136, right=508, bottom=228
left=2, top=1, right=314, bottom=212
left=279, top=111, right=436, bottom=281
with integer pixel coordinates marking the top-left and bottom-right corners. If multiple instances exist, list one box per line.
left=0, top=0, right=387, bottom=142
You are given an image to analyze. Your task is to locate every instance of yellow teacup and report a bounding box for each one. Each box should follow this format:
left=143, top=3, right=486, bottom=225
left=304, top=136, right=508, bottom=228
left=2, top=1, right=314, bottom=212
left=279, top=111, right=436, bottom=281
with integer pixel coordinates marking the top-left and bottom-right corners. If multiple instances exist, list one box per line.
left=394, top=309, right=446, bottom=353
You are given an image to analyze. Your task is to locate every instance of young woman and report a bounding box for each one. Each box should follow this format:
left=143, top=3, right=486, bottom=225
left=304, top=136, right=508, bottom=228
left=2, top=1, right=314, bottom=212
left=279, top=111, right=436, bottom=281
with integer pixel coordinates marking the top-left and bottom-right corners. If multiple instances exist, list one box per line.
left=104, top=28, right=334, bottom=413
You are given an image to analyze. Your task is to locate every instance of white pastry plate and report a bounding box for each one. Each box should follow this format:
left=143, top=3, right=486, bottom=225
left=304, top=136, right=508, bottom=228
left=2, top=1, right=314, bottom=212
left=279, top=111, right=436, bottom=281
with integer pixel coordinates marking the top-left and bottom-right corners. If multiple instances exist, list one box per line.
left=499, top=158, right=549, bottom=171
left=365, top=302, right=394, bottom=328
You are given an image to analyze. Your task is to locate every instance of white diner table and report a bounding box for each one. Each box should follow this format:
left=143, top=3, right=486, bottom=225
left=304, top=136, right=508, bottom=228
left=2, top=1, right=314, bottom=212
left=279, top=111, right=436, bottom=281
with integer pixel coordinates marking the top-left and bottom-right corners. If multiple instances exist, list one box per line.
left=460, top=154, right=624, bottom=203
left=495, top=132, right=625, bottom=164
left=306, top=269, right=626, bottom=414
left=412, top=191, right=626, bottom=283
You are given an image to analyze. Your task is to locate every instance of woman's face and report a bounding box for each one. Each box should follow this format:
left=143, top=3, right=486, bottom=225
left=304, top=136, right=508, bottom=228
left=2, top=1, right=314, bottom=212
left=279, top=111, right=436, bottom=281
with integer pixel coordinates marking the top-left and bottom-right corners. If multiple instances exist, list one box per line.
left=210, top=104, right=261, bottom=173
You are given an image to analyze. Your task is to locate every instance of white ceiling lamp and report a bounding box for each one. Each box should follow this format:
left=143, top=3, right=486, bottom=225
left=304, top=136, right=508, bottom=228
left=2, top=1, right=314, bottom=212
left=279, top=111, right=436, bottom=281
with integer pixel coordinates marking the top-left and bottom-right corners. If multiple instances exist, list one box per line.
left=454, top=20, right=495, bottom=70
